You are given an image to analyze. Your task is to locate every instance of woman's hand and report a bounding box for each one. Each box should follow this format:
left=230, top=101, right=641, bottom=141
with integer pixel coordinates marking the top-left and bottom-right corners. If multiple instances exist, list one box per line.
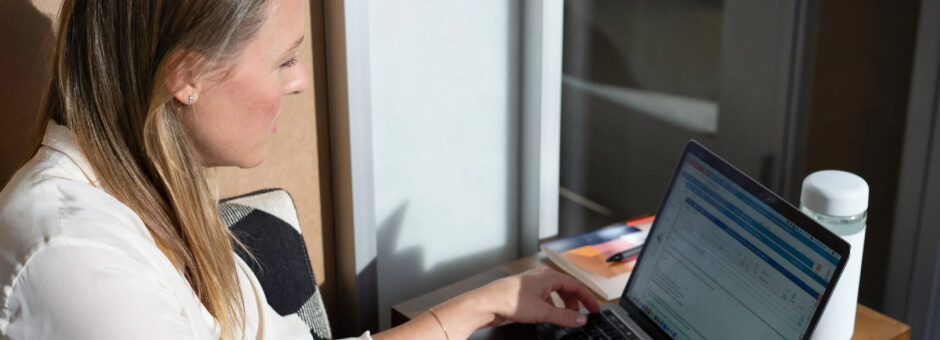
left=476, top=267, right=601, bottom=328
left=372, top=267, right=601, bottom=340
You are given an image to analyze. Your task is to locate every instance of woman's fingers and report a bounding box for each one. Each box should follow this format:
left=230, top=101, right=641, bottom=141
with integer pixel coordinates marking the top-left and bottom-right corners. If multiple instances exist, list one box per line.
left=538, top=301, right=588, bottom=328
left=562, top=294, right=580, bottom=311
left=548, top=272, right=601, bottom=313
left=490, top=267, right=603, bottom=327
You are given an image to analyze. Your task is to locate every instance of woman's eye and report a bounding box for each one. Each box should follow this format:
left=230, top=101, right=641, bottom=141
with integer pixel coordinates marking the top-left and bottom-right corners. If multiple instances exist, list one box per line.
left=280, top=57, right=299, bottom=69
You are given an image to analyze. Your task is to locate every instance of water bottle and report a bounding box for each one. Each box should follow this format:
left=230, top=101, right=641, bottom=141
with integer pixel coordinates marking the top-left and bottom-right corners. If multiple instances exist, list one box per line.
left=801, top=170, right=868, bottom=340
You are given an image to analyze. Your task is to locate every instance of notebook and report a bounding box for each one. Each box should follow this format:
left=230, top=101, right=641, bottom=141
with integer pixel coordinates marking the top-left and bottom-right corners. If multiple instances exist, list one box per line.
left=541, top=217, right=654, bottom=300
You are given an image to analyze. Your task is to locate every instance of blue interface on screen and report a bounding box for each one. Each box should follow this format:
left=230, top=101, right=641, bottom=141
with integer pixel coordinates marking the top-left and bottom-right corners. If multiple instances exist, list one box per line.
left=626, top=154, right=842, bottom=340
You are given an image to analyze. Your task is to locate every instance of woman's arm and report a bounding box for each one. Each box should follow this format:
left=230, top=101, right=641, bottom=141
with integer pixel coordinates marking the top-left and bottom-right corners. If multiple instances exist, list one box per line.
left=373, top=267, right=601, bottom=340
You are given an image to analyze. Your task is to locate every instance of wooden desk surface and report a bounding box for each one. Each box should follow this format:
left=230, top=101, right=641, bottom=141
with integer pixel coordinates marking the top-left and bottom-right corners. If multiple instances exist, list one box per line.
left=391, top=253, right=910, bottom=340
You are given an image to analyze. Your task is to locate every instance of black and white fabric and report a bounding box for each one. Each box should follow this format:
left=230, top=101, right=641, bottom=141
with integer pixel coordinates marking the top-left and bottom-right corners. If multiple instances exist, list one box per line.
left=219, top=189, right=332, bottom=340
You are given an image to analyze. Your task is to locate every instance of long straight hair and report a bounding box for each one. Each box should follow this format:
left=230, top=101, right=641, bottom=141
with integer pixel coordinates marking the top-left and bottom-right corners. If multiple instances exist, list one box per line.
left=38, top=0, right=269, bottom=338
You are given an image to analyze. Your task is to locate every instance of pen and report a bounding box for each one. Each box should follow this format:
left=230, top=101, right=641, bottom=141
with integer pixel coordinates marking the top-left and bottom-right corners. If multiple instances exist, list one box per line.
left=605, top=245, right=643, bottom=263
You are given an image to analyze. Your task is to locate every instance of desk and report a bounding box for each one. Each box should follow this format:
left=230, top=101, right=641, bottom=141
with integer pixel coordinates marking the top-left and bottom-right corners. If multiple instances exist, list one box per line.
left=391, top=253, right=910, bottom=339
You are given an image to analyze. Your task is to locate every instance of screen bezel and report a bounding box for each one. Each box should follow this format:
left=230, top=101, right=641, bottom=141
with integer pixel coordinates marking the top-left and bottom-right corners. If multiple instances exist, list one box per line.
left=619, top=140, right=851, bottom=340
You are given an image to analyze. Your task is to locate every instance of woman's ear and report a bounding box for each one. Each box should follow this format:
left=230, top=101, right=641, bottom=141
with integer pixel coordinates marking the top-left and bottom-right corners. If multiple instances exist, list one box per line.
left=164, top=50, right=200, bottom=105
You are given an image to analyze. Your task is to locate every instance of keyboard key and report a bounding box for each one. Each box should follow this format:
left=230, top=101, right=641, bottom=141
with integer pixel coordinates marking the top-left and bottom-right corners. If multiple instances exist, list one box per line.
left=607, top=333, right=628, bottom=340
left=537, top=312, right=651, bottom=340
left=586, top=327, right=606, bottom=338
left=560, top=332, right=590, bottom=340
left=536, top=323, right=570, bottom=339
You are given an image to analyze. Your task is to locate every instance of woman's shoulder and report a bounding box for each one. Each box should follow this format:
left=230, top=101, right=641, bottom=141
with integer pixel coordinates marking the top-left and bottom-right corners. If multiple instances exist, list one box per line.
left=0, top=148, right=219, bottom=339
left=2, top=146, right=149, bottom=236
left=0, top=146, right=160, bottom=290
left=1, top=146, right=90, bottom=243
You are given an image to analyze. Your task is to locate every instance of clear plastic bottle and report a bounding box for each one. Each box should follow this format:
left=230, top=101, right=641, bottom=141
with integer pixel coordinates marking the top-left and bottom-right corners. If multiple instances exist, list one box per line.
left=801, top=170, right=868, bottom=340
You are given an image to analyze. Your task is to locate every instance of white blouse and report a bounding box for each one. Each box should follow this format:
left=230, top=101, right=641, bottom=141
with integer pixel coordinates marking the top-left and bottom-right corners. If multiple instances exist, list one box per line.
left=0, top=122, right=370, bottom=340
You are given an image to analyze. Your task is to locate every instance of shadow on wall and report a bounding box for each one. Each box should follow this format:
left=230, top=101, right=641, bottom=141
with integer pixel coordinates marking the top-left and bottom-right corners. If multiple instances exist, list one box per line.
left=0, top=0, right=54, bottom=187
left=376, top=201, right=516, bottom=330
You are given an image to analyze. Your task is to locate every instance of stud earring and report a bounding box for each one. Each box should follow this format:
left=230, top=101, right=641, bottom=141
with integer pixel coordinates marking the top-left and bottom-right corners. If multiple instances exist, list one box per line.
left=188, top=95, right=195, bottom=104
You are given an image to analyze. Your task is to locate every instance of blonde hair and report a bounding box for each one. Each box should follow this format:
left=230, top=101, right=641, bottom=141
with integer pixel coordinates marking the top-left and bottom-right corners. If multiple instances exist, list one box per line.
left=37, top=0, right=270, bottom=338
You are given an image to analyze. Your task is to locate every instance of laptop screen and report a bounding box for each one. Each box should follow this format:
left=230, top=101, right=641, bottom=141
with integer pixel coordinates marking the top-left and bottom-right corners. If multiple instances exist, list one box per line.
left=624, top=152, right=843, bottom=340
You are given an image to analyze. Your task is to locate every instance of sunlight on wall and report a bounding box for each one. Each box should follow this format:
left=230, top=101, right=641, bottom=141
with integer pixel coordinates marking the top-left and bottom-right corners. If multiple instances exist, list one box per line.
left=369, top=0, right=522, bottom=330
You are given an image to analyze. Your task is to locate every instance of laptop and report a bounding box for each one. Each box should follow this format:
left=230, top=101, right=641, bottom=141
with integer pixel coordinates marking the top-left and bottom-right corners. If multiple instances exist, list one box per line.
left=473, top=141, right=850, bottom=340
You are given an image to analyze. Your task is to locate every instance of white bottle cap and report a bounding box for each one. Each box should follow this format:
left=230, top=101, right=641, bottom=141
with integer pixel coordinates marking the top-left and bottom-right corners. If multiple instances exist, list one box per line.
left=801, top=170, right=869, bottom=217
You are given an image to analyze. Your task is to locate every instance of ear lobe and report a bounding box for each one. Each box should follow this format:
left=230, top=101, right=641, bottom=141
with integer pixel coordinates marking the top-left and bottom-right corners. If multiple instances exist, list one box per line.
left=163, top=50, right=200, bottom=105
left=172, top=86, right=197, bottom=106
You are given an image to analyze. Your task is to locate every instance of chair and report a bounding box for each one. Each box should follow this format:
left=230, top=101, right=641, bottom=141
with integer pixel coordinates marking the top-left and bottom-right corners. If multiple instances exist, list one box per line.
left=219, top=189, right=332, bottom=340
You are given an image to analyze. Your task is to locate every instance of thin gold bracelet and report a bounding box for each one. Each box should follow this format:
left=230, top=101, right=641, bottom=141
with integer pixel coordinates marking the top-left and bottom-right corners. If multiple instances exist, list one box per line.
left=428, top=307, right=451, bottom=340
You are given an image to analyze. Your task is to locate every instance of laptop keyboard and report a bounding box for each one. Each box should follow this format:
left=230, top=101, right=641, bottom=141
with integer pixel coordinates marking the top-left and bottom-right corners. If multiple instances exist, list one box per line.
left=535, top=310, right=642, bottom=340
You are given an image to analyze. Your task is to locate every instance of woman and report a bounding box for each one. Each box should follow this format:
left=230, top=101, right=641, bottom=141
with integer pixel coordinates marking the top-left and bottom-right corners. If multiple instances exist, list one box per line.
left=0, top=0, right=600, bottom=339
